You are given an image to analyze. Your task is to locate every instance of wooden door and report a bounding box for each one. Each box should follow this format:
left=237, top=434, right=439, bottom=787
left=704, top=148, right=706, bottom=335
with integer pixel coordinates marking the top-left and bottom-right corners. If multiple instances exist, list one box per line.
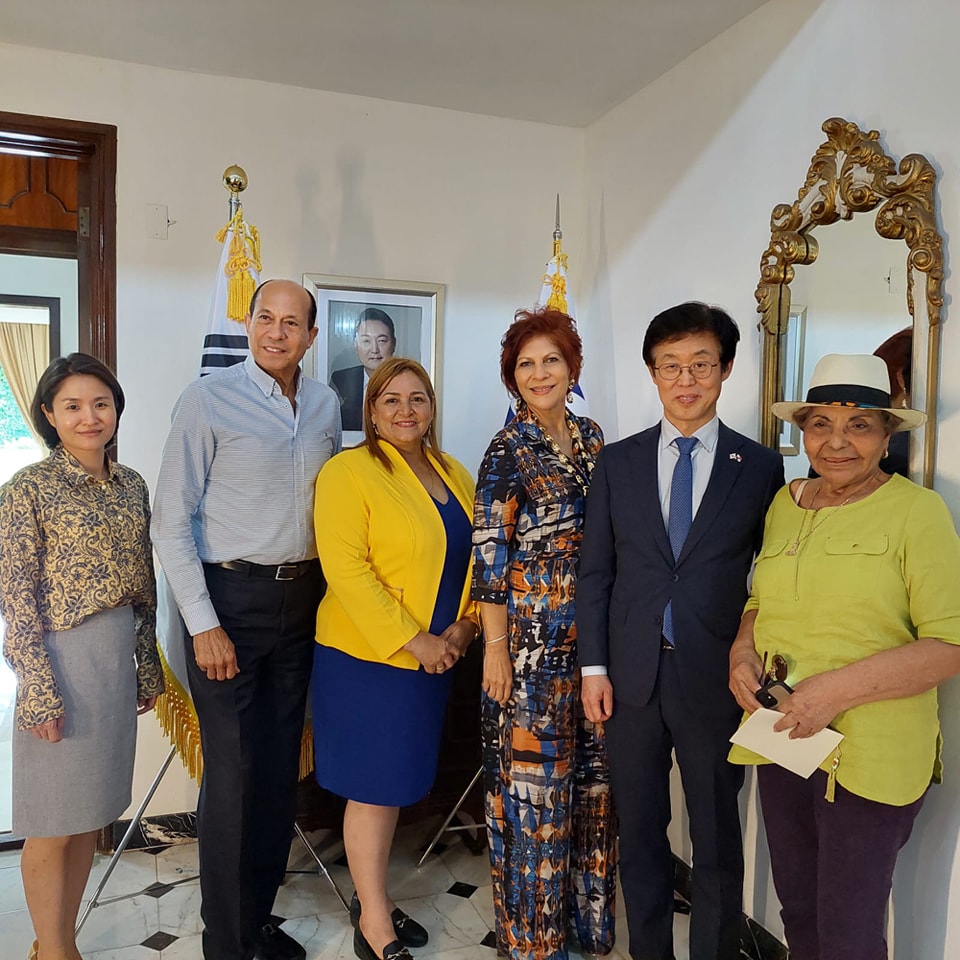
left=0, top=112, right=116, bottom=370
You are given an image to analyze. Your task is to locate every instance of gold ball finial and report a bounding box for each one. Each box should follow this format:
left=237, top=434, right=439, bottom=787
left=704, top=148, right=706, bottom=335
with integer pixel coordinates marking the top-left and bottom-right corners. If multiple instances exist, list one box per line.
left=222, top=164, right=248, bottom=194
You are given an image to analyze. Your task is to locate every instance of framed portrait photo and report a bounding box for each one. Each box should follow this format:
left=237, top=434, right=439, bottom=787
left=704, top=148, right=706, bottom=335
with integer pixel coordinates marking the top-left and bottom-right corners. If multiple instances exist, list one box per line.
left=302, top=273, right=445, bottom=445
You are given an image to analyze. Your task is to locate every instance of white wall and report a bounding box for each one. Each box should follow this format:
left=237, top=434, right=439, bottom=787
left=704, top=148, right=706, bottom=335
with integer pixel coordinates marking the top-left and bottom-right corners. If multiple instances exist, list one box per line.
left=0, top=41, right=586, bottom=819
left=584, top=0, right=960, bottom=954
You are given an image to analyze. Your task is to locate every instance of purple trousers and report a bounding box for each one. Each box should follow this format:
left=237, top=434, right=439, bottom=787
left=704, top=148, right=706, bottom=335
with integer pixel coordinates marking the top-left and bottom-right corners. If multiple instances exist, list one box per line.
left=757, top=764, right=925, bottom=960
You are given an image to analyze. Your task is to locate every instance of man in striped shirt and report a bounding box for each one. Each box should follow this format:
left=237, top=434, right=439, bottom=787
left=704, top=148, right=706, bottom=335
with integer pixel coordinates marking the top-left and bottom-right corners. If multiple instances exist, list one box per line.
left=153, top=279, right=341, bottom=960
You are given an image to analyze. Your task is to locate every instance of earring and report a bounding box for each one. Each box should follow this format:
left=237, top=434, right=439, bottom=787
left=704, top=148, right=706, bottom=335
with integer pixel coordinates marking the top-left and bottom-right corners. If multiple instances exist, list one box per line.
left=372, top=421, right=380, bottom=437
left=566, top=380, right=575, bottom=404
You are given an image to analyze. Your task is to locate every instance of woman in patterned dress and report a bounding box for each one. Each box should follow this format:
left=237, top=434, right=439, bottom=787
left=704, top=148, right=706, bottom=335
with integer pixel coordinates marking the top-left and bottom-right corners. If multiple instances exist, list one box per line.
left=0, top=354, right=162, bottom=960
left=473, top=308, right=617, bottom=960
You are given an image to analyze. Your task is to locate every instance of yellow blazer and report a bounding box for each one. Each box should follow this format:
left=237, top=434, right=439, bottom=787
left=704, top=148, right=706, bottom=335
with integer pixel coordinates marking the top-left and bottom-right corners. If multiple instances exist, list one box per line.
left=314, top=442, right=479, bottom=669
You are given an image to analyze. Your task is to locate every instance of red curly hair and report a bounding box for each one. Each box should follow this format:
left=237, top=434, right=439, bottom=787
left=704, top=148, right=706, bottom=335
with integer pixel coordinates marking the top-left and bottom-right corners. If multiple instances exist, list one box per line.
left=500, top=307, right=582, bottom=397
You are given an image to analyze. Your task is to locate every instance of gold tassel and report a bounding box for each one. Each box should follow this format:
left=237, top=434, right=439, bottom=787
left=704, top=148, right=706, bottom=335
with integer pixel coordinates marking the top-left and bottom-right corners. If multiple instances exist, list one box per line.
left=215, top=211, right=263, bottom=323
left=155, top=649, right=204, bottom=784
left=155, top=647, right=315, bottom=784
left=546, top=272, right=568, bottom=313
left=541, top=251, right=570, bottom=314
left=299, top=723, right=315, bottom=781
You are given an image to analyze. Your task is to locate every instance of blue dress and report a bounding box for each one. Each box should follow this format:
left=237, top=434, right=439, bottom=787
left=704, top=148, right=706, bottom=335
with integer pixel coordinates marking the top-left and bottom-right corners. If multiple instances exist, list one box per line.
left=312, top=487, right=472, bottom=807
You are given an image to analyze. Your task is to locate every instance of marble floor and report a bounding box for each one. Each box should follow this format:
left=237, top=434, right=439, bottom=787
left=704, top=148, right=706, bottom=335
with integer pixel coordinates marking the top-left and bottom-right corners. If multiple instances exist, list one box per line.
left=0, top=823, right=694, bottom=959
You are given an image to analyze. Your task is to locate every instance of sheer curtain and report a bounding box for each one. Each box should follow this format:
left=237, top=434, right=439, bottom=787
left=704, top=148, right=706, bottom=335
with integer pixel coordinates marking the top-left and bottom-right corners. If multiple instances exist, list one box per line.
left=0, top=321, right=48, bottom=447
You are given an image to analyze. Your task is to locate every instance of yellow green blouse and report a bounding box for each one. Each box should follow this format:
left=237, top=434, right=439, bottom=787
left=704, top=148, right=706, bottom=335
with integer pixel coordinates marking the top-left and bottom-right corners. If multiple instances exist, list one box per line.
left=0, top=447, right=162, bottom=730
left=729, top=474, right=960, bottom=805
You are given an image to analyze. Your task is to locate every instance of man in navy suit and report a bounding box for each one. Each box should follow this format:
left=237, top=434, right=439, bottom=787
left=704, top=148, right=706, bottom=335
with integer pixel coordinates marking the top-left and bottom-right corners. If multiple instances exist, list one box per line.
left=577, top=302, right=783, bottom=960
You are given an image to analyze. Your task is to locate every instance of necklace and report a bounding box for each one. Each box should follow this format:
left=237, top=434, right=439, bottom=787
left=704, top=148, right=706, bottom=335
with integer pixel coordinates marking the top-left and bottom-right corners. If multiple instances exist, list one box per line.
left=531, top=410, right=594, bottom=492
left=784, top=470, right=883, bottom=557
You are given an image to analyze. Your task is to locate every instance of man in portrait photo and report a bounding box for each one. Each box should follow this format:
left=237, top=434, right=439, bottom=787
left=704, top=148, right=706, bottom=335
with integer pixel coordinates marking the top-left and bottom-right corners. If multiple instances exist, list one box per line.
left=330, top=306, right=396, bottom=430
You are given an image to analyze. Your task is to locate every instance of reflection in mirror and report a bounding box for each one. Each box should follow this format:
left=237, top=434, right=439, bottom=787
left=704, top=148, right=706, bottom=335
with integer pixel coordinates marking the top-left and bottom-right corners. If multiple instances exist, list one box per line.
left=780, top=214, right=913, bottom=479
left=756, top=118, right=943, bottom=487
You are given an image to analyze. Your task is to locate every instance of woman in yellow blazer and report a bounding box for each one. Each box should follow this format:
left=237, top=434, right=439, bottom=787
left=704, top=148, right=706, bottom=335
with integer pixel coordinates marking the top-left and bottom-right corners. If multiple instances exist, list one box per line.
left=313, top=356, right=480, bottom=960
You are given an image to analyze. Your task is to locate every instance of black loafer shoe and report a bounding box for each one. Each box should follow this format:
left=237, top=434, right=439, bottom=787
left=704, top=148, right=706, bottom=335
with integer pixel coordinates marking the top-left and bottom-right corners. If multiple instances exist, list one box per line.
left=389, top=908, right=429, bottom=948
left=353, top=927, right=414, bottom=960
left=254, top=922, right=306, bottom=960
left=350, top=892, right=429, bottom=948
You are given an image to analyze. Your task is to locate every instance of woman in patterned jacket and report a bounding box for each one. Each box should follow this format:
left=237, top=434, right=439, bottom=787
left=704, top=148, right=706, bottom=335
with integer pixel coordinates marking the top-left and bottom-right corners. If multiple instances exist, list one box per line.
left=472, top=308, right=617, bottom=960
left=0, top=354, right=162, bottom=960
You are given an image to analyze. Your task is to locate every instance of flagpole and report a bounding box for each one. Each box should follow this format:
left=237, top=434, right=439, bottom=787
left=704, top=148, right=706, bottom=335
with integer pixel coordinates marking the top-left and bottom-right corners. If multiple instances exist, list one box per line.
left=554, top=193, right=562, bottom=257
left=223, top=163, right=247, bottom=219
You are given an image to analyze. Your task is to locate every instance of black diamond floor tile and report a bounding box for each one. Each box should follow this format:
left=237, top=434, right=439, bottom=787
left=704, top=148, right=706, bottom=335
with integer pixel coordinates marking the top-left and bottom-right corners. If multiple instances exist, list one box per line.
left=142, top=931, right=178, bottom=950
left=142, top=881, right=175, bottom=898
left=480, top=930, right=497, bottom=948
left=139, top=844, right=172, bottom=856
left=448, top=881, right=478, bottom=898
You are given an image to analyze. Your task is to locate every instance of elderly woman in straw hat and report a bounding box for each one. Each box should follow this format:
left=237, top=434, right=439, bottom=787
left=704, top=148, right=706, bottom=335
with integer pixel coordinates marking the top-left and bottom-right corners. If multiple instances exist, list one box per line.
left=728, top=353, right=960, bottom=960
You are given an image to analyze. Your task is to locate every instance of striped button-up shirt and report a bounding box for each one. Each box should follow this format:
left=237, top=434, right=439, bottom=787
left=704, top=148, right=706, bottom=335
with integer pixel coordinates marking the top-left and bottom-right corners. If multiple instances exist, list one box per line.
left=152, top=355, right=341, bottom=635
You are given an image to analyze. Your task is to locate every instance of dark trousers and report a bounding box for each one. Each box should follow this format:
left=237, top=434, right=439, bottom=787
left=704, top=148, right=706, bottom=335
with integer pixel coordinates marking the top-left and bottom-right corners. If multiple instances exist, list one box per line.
left=605, top=649, right=745, bottom=960
left=185, top=562, right=324, bottom=960
left=757, top=764, right=925, bottom=960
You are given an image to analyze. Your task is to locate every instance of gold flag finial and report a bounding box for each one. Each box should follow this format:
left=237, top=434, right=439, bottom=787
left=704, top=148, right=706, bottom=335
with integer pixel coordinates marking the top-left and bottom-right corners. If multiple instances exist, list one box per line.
left=215, top=166, right=260, bottom=322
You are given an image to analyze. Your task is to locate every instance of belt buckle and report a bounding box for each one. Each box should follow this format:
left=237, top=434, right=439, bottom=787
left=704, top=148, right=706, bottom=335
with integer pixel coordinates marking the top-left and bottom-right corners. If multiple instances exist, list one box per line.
left=274, top=564, right=298, bottom=581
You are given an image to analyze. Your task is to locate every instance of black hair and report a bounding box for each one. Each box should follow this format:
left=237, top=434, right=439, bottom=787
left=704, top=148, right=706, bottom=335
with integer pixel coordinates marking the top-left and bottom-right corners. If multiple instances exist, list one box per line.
left=31, top=353, right=125, bottom=450
left=354, top=307, right=396, bottom=341
left=248, top=280, right=318, bottom=330
left=642, top=301, right=740, bottom=370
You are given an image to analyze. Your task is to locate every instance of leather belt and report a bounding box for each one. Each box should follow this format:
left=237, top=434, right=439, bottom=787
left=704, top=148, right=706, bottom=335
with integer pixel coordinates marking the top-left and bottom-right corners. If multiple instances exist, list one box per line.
left=661, top=635, right=675, bottom=651
left=208, top=558, right=318, bottom=581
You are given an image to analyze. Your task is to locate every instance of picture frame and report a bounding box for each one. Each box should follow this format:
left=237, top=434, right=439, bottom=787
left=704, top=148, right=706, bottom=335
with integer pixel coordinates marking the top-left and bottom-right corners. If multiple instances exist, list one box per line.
left=778, top=304, right=806, bottom=456
left=302, top=273, right=444, bottom=446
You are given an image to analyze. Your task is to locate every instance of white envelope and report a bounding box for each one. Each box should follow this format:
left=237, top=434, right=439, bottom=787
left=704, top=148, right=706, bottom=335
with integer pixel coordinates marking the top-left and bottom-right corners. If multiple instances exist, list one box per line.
left=730, top=707, right=844, bottom=779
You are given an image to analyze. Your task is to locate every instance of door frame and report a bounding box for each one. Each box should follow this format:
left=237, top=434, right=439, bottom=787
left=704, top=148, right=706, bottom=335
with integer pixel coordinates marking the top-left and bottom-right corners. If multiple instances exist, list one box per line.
left=0, top=112, right=116, bottom=369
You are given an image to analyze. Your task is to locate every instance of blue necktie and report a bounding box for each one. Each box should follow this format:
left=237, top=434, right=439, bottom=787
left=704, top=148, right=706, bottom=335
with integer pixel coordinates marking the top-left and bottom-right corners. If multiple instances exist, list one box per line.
left=663, top=436, right=697, bottom=646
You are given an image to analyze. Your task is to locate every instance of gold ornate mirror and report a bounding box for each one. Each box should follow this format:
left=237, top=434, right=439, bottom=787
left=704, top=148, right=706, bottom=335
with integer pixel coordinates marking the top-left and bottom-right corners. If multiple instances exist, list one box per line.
left=756, top=117, right=943, bottom=487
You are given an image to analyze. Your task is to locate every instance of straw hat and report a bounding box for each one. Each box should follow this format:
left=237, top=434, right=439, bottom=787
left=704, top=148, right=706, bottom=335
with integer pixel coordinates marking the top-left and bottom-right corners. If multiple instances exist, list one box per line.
left=771, top=353, right=926, bottom=432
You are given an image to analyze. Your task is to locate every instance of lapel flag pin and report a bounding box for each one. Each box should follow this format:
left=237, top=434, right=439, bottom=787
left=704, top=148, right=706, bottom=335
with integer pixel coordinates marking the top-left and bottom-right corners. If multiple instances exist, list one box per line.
left=729, top=453, right=742, bottom=462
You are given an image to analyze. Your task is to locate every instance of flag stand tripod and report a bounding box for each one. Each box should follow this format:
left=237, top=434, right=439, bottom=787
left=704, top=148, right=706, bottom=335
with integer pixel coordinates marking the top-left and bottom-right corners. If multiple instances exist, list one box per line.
left=417, top=765, right=484, bottom=868
left=76, top=745, right=348, bottom=935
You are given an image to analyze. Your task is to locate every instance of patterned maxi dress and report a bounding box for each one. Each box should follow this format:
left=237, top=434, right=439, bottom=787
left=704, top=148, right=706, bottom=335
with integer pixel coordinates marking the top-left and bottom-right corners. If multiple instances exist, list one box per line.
left=472, top=407, right=617, bottom=960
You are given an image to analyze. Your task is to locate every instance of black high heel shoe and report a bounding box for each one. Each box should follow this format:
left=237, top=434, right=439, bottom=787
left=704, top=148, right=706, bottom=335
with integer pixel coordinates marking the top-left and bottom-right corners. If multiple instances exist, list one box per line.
left=350, top=891, right=429, bottom=948
left=353, top=926, right=414, bottom=960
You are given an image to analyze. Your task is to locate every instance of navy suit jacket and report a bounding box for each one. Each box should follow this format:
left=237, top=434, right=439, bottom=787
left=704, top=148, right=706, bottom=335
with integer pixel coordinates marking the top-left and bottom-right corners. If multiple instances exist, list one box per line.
left=330, top=364, right=364, bottom=431
left=577, top=421, right=784, bottom=711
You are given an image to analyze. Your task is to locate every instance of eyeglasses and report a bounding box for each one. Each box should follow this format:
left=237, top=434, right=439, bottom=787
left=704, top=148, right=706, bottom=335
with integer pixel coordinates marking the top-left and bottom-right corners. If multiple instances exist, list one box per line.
left=654, top=361, right=720, bottom=381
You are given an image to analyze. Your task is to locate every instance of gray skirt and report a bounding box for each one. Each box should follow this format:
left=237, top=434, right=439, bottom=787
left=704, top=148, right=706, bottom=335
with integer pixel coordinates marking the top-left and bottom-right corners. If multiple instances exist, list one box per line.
left=12, top=606, right=138, bottom=837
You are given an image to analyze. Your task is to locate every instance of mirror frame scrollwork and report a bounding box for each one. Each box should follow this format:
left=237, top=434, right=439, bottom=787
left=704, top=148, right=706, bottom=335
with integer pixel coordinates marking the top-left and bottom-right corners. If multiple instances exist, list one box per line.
left=756, top=117, right=943, bottom=487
